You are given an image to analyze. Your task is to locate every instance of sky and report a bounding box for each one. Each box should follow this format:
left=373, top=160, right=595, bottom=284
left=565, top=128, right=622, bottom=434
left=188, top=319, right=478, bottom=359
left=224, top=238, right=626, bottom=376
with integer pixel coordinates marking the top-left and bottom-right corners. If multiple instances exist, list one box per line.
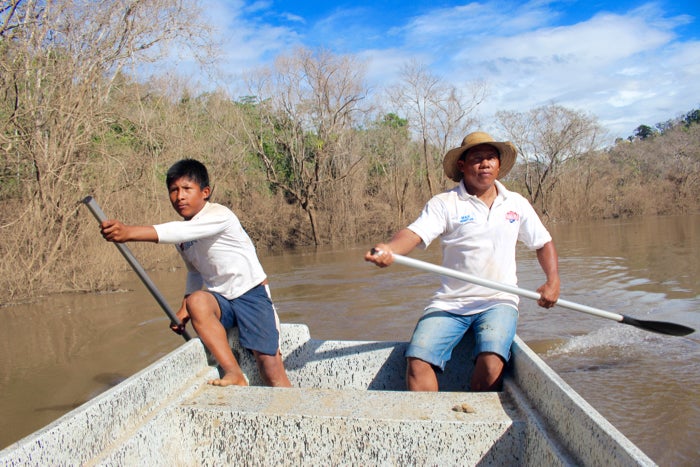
left=189, top=0, right=700, bottom=141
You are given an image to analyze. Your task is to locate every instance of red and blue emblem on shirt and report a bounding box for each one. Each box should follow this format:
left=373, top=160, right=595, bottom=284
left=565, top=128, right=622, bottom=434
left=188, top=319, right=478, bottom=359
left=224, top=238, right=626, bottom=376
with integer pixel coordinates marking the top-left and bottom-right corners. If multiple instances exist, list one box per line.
left=505, top=211, right=519, bottom=223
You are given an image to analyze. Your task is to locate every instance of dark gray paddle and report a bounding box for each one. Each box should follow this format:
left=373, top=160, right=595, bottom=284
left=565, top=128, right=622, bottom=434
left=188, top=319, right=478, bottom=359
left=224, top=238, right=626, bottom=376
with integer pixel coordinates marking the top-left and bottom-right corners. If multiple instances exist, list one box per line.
left=82, top=196, right=191, bottom=341
left=375, top=250, right=695, bottom=337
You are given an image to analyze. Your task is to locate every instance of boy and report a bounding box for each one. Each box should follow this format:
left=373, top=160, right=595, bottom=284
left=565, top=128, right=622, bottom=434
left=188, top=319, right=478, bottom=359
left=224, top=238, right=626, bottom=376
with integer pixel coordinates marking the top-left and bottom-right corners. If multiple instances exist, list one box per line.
left=100, top=159, right=291, bottom=387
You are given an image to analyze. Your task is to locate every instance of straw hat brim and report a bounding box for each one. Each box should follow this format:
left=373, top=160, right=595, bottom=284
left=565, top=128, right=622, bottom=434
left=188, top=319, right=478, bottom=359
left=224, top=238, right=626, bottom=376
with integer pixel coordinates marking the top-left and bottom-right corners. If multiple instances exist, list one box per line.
left=443, top=140, right=517, bottom=182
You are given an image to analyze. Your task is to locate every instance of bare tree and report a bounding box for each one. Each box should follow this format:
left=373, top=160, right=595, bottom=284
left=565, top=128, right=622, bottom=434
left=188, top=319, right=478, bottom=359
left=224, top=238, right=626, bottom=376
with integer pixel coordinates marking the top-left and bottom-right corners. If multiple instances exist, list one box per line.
left=611, top=123, right=700, bottom=213
left=388, top=61, right=485, bottom=195
left=363, top=112, right=420, bottom=228
left=0, top=0, right=212, bottom=298
left=240, top=48, right=370, bottom=245
left=496, top=104, right=604, bottom=216
left=0, top=0, right=25, bottom=38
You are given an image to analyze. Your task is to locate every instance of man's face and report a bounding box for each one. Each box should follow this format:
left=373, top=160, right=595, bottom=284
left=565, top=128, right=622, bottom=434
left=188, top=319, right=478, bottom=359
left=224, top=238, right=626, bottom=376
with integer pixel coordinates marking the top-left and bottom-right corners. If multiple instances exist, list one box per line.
left=457, top=144, right=501, bottom=193
left=168, top=176, right=211, bottom=220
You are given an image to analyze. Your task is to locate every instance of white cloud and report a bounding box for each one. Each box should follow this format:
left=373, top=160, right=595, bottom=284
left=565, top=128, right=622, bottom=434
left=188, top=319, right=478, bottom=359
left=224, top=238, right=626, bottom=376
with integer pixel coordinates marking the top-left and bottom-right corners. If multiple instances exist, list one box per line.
left=191, top=0, right=700, bottom=140
left=425, top=6, right=700, bottom=139
left=280, top=12, right=305, bottom=23
left=356, top=48, right=427, bottom=90
left=464, top=13, right=672, bottom=64
left=401, top=1, right=551, bottom=42
left=192, top=0, right=303, bottom=89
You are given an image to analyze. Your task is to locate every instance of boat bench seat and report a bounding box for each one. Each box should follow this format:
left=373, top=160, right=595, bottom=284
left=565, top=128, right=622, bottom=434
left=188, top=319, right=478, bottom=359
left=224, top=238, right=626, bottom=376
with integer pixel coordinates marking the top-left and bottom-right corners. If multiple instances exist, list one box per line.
left=104, top=384, right=530, bottom=465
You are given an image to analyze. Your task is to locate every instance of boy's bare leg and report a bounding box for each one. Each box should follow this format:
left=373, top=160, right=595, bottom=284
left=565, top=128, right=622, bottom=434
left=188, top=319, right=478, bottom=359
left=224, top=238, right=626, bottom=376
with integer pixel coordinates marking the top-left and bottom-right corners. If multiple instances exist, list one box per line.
left=254, top=351, right=292, bottom=387
left=406, top=357, right=438, bottom=391
left=186, top=291, right=248, bottom=387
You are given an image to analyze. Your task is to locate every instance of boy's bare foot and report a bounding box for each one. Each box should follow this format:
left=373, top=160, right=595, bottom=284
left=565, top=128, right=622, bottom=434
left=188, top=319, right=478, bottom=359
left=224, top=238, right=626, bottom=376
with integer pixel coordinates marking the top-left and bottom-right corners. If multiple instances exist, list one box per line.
left=208, top=372, right=249, bottom=387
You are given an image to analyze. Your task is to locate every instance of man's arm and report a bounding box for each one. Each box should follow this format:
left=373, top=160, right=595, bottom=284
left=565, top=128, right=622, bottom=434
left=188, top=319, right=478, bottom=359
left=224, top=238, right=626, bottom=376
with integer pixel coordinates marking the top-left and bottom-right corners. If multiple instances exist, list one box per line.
left=364, top=228, right=423, bottom=267
left=535, top=241, right=560, bottom=308
left=100, top=220, right=158, bottom=243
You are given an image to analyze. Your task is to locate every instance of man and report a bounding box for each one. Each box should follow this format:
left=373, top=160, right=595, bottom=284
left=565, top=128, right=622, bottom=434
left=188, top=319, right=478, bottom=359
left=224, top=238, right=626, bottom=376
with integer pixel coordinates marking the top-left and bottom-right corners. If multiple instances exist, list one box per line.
left=365, top=131, right=560, bottom=391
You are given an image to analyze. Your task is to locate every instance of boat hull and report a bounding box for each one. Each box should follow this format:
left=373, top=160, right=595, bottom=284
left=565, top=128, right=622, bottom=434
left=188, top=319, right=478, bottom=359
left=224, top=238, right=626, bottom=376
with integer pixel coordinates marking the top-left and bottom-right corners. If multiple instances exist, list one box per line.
left=0, top=323, right=654, bottom=466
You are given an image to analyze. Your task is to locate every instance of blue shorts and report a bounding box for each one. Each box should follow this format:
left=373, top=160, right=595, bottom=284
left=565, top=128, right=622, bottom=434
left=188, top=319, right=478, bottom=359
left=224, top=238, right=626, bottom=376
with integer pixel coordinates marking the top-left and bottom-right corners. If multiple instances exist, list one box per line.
left=405, top=305, right=518, bottom=371
left=212, top=284, right=281, bottom=356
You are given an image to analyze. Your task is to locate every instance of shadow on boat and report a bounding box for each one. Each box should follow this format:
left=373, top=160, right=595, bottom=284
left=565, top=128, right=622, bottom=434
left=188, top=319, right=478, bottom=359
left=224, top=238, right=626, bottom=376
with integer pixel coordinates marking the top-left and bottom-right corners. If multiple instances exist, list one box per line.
left=227, top=323, right=478, bottom=392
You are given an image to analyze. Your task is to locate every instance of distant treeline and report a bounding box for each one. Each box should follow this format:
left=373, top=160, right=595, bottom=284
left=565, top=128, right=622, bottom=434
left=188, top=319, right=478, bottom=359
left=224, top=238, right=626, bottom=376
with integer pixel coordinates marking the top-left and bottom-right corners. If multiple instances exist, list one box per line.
left=1, top=1, right=698, bottom=302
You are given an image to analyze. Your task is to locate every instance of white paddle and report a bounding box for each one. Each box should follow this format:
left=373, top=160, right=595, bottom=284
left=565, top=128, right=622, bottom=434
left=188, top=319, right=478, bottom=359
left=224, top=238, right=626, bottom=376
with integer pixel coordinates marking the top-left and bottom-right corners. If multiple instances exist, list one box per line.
left=83, top=196, right=191, bottom=341
left=373, top=250, right=694, bottom=337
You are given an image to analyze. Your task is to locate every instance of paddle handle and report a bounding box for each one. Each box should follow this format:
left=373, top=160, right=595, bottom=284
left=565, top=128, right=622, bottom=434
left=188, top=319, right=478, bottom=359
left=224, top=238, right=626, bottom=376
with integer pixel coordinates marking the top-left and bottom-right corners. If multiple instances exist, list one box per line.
left=82, top=196, right=191, bottom=341
left=390, top=253, right=624, bottom=323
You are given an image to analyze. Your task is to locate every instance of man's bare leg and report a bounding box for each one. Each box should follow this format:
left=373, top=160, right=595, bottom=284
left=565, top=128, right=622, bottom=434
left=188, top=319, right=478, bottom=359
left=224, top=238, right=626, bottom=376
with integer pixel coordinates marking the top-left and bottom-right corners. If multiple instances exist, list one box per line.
left=406, top=357, right=438, bottom=391
left=254, top=351, right=292, bottom=387
left=470, top=352, right=505, bottom=391
left=186, top=291, right=248, bottom=387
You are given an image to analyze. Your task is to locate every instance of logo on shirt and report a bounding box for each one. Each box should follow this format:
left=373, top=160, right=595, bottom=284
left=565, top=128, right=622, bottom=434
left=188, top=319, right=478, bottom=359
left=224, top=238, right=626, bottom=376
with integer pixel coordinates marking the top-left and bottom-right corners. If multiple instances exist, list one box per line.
left=459, top=214, right=475, bottom=224
left=179, top=240, right=196, bottom=252
left=505, top=211, right=519, bottom=223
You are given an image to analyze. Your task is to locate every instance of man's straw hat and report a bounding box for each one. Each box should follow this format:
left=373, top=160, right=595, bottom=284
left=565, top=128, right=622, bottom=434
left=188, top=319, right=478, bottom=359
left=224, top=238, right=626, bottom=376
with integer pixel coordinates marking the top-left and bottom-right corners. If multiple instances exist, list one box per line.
left=443, top=131, right=517, bottom=182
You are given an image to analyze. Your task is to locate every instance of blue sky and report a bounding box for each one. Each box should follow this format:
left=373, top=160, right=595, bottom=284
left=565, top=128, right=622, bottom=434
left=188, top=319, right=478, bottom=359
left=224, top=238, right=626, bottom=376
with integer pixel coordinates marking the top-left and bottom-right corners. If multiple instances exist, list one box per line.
left=189, top=0, right=700, bottom=141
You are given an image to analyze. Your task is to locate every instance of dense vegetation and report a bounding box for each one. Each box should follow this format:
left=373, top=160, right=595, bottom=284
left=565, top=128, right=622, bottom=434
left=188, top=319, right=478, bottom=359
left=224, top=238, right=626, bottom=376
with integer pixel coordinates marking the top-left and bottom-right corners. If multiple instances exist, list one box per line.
left=1, top=1, right=698, bottom=302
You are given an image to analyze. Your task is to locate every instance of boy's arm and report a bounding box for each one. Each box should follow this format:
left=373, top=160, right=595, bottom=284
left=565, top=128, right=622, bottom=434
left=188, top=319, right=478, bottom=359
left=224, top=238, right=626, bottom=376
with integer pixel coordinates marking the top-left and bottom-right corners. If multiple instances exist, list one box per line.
left=100, top=220, right=158, bottom=243
left=170, top=297, right=191, bottom=335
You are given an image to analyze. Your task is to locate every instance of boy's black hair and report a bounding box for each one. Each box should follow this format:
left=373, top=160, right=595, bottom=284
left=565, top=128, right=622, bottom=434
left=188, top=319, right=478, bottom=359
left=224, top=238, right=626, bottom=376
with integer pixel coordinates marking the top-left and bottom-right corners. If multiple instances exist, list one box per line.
left=166, top=159, right=210, bottom=191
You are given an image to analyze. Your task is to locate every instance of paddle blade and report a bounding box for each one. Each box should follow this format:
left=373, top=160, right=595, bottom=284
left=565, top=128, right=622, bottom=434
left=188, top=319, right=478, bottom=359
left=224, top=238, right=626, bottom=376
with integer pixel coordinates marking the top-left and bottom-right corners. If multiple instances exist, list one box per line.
left=620, top=315, right=695, bottom=336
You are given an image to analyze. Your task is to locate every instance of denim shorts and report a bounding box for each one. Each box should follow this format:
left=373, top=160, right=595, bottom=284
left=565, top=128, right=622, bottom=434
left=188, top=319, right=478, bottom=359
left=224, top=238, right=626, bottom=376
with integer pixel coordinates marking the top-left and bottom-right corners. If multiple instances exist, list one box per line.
left=212, top=284, right=281, bottom=356
left=405, top=305, right=518, bottom=371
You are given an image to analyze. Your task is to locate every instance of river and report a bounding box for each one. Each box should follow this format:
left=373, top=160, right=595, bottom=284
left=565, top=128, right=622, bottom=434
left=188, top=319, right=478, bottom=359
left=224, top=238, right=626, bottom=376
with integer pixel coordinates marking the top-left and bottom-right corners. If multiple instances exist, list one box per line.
left=1, top=214, right=698, bottom=465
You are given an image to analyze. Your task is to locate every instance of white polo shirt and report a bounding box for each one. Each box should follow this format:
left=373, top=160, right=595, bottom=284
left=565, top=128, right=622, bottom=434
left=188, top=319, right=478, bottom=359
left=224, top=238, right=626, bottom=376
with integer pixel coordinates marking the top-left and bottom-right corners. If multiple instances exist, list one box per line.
left=408, top=180, right=552, bottom=315
left=153, top=202, right=266, bottom=300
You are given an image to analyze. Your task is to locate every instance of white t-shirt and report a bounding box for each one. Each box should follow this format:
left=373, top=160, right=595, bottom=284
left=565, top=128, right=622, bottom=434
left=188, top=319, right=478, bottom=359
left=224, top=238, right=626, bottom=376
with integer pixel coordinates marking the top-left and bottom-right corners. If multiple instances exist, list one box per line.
left=408, top=180, right=552, bottom=315
left=153, top=202, right=266, bottom=300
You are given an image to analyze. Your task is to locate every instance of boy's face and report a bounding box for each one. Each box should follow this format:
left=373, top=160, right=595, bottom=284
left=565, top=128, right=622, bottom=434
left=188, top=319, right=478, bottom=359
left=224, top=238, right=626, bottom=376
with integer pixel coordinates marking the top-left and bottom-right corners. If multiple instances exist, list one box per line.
left=168, top=176, right=211, bottom=220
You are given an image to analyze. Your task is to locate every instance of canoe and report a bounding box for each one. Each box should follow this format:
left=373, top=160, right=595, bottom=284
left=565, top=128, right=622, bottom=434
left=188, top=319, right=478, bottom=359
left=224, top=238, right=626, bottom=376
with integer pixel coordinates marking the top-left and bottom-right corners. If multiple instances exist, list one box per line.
left=0, top=323, right=655, bottom=466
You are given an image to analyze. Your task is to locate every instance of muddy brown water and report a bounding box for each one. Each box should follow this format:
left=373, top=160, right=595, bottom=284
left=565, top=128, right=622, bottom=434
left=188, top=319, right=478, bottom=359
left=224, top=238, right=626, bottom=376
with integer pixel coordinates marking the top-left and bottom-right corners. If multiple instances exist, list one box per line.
left=1, top=214, right=698, bottom=465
